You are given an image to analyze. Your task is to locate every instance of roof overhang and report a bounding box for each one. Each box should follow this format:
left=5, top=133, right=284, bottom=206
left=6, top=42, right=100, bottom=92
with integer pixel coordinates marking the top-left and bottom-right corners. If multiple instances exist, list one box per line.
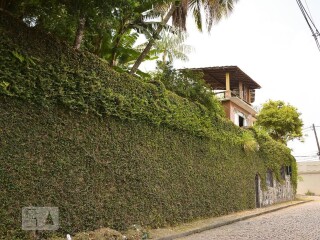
left=185, top=66, right=261, bottom=90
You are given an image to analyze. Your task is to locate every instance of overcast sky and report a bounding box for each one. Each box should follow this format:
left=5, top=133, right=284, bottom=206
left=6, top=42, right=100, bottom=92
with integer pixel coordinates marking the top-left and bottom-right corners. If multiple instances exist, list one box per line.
left=142, top=0, right=320, bottom=161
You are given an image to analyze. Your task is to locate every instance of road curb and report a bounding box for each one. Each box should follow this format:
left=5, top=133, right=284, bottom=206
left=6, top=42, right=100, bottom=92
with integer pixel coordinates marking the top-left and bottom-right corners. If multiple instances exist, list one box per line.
left=155, top=200, right=313, bottom=240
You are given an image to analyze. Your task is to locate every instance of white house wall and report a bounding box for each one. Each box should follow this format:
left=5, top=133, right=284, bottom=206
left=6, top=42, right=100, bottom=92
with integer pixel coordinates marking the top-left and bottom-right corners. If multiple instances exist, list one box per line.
left=297, top=161, right=320, bottom=195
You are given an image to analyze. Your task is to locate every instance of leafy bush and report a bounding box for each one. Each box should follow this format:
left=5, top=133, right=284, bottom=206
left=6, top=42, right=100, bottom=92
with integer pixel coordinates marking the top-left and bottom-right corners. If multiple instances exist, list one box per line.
left=152, top=62, right=225, bottom=118
left=305, top=190, right=315, bottom=196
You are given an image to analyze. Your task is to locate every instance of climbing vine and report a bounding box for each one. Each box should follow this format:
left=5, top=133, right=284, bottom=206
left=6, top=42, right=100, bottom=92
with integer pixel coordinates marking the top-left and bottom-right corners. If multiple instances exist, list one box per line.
left=0, top=11, right=296, bottom=239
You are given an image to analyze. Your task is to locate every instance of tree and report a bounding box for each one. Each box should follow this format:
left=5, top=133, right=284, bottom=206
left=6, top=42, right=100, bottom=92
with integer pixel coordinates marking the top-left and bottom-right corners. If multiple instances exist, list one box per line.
left=6, top=0, right=166, bottom=50
left=255, top=100, right=303, bottom=144
left=101, top=1, right=164, bottom=67
left=154, top=31, right=193, bottom=63
left=136, top=30, right=193, bottom=65
left=130, top=0, right=238, bottom=74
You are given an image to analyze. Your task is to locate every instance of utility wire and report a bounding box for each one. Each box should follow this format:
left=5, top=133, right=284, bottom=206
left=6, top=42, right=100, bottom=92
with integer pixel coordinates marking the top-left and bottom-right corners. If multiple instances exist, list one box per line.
left=304, top=0, right=314, bottom=22
left=302, top=126, right=320, bottom=132
left=297, top=0, right=319, bottom=35
left=294, top=155, right=318, bottom=157
left=296, top=0, right=320, bottom=52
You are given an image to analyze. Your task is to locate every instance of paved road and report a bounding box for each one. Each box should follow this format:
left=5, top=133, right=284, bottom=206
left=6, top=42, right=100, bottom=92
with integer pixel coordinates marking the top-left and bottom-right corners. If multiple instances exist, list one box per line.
left=178, top=201, right=320, bottom=240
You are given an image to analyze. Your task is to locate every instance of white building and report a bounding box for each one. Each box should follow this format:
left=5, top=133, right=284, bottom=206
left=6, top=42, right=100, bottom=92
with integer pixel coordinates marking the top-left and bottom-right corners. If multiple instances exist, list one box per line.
left=297, top=161, right=320, bottom=195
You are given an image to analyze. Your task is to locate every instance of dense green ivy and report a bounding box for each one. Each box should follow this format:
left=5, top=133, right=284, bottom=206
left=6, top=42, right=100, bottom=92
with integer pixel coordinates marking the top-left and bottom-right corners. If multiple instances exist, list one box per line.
left=0, top=10, right=227, bottom=139
left=0, top=10, right=296, bottom=239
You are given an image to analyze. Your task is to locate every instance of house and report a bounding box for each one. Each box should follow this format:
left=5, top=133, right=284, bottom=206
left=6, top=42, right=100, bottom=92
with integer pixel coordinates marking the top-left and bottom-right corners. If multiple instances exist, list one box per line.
left=188, top=66, right=261, bottom=127
left=185, top=66, right=295, bottom=206
left=297, top=161, right=320, bottom=195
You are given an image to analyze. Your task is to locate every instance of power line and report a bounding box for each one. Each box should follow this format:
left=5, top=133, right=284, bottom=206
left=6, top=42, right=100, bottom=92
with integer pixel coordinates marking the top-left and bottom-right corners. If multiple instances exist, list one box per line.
left=296, top=0, right=320, bottom=52
left=302, top=126, right=320, bottom=132
left=294, top=155, right=318, bottom=158
left=304, top=0, right=314, bottom=22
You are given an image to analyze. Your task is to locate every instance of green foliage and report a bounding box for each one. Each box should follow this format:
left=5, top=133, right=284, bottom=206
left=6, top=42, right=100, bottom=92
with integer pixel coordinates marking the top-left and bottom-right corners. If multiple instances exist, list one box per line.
left=241, top=130, right=259, bottom=153
left=0, top=11, right=297, bottom=239
left=152, top=62, right=225, bottom=118
left=0, top=11, right=218, bottom=137
left=130, top=0, right=239, bottom=73
left=256, top=100, right=304, bottom=144
left=137, top=30, right=193, bottom=64
left=5, top=0, right=169, bottom=71
left=250, top=126, right=298, bottom=189
left=305, top=190, right=315, bottom=196
left=0, top=98, right=262, bottom=239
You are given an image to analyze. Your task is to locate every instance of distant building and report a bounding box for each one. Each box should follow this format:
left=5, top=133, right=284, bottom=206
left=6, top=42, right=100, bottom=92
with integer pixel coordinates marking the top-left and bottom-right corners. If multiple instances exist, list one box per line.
left=188, top=66, right=261, bottom=127
left=297, top=161, right=320, bottom=195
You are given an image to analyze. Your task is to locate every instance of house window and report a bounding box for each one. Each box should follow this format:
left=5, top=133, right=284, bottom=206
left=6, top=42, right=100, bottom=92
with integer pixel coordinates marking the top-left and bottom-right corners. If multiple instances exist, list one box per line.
left=239, top=116, right=244, bottom=127
left=266, top=169, right=274, bottom=187
left=286, top=166, right=292, bottom=176
left=235, top=111, right=247, bottom=127
left=280, top=166, right=286, bottom=180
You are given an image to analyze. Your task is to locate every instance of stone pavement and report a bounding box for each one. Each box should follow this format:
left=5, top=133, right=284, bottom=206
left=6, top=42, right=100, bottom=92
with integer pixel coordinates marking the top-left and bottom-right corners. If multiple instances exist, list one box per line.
left=177, top=198, right=320, bottom=240
left=148, top=197, right=314, bottom=240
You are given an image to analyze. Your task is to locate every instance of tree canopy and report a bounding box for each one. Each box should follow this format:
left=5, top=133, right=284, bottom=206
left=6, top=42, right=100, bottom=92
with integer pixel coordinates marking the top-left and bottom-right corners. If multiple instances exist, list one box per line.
left=130, top=0, right=238, bottom=74
left=255, top=100, right=303, bottom=144
left=2, top=0, right=238, bottom=76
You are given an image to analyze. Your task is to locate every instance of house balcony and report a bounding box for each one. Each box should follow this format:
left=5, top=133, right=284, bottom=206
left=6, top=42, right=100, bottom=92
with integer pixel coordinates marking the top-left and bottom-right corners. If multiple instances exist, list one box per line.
left=185, top=66, right=261, bottom=127
left=214, top=90, right=257, bottom=117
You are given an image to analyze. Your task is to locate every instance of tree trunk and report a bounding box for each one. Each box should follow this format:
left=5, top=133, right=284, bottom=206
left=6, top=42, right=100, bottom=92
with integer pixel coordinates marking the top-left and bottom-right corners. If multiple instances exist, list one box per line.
left=93, top=34, right=103, bottom=56
left=0, top=0, right=5, bottom=9
left=0, top=0, right=14, bottom=12
left=73, top=14, right=86, bottom=50
left=130, top=4, right=177, bottom=75
left=109, top=28, right=125, bottom=67
left=0, top=0, right=9, bottom=10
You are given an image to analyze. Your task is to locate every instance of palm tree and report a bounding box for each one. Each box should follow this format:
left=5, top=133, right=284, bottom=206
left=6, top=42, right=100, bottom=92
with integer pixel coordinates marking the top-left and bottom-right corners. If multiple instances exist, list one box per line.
left=158, top=31, right=193, bottom=63
left=137, top=31, right=193, bottom=63
left=130, top=0, right=238, bottom=75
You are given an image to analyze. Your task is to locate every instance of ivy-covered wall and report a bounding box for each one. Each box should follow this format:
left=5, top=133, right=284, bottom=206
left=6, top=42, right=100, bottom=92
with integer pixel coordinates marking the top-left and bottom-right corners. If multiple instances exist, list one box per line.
left=0, top=10, right=296, bottom=239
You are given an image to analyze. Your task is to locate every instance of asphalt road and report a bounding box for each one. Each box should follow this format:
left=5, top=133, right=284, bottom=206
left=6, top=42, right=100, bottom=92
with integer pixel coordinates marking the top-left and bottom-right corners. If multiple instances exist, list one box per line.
left=178, top=201, right=320, bottom=240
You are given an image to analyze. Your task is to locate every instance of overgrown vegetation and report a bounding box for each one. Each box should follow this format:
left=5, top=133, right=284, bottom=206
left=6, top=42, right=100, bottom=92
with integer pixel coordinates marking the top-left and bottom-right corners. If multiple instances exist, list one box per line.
left=1, top=0, right=238, bottom=75
left=0, top=10, right=221, bottom=138
left=152, top=62, right=225, bottom=117
left=305, top=190, right=315, bottom=196
left=256, top=100, right=303, bottom=144
left=0, top=11, right=296, bottom=239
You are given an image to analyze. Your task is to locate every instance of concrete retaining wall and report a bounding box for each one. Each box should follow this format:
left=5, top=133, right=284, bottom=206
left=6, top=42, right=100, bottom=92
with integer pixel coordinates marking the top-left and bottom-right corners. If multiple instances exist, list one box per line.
left=256, top=174, right=294, bottom=207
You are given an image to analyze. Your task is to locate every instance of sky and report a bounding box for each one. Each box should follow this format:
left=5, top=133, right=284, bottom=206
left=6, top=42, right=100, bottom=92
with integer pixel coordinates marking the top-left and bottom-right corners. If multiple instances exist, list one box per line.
left=141, top=0, right=320, bottom=161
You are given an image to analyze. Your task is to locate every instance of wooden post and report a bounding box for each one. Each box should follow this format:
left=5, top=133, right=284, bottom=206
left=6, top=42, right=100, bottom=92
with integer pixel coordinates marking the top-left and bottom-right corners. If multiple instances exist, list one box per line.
left=226, top=72, right=230, bottom=91
left=239, top=81, right=243, bottom=99
left=225, top=72, right=231, bottom=97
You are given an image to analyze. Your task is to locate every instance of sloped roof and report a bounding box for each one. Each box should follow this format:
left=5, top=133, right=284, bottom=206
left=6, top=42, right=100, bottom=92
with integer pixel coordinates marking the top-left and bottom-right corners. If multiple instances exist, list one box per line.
left=186, top=66, right=261, bottom=90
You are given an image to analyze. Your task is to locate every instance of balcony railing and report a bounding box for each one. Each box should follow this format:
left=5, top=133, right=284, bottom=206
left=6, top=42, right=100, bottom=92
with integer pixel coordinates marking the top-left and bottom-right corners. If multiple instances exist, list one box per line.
left=214, top=90, right=251, bottom=105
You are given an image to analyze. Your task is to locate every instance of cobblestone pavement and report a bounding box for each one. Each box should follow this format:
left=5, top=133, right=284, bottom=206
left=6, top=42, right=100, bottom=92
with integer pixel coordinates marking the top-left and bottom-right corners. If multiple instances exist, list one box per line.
left=178, top=201, right=320, bottom=240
